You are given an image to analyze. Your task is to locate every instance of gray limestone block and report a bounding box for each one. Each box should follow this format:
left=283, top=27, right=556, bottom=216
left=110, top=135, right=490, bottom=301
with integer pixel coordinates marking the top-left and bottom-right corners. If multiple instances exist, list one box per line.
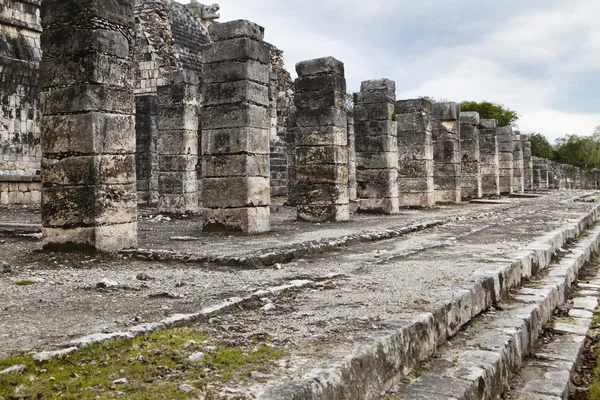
left=202, top=177, right=270, bottom=208
left=396, top=113, right=432, bottom=133
left=202, top=127, right=270, bottom=155
left=354, top=90, right=396, bottom=105
left=42, top=155, right=136, bottom=187
left=294, top=90, right=346, bottom=111
left=294, top=108, right=347, bottom=128
left=41, top=0, right=134, bottom=27
left=395, top=99, right=433, bottom=114
left=433, top=140, right=460, bottom=162
left=360, top=78, right=396, bottom=92
left=202, top=154, right=270, bottom=178
left=497, top=126, right=514, bottom=136
left=479, top=119, right=498, bottom=129
left=459, top=124, right=479, bottom=141
left=295, top=183, right=349, bottom=204
left=201, top=103, right=269, bottom=130
left=158, top=104, right=199, bottom=131
left=203, top=38, right=270, bottom=64
left=406, top=375, right=476, bottom=399
left=158, top=155, right=197, bottom=172
left=459, top=111, right=480, bottom=125
left=202, top=60, right=269, bottom=84
left=42, top=183, right=137, bottom=228
left=295, top=57, right=344, bottom=77
left=295, top=74, right=346, bottom=93
left=209, top=19, right=265, bottom=42
left=355, top=120, right=399, bottom=137
left=356, top=151, right=398, bottom=170
left=41, top=28, right=130, bottom=59
left=355, top=135, right=397, bottom=153
left=158, top=171, right=197, bottom=194
left=498, top=142, right=514, bottom=152
left=165, top=69, right=199, bottom=85
left=296, top=164, right=349, bottom=184
left=40, top=53, right=132, bottom=89
left=157, top=84, right=198, bottom=107
left=398, top=159, right=434, bottom=179
left=202, top=206, right=270, bottom=233
left=42, top=84, right=134, bottom=115
left=41, top=113, right=135, bottom=155
left=398, top=178, right=433, bottom=192
left=296, top=145, right=348, bottom=165
left=297, top=203, right=350, bottom=222
left=357, top=197, right=400, bottom=214
left=157, top=129, right=198, bottom=155
left=295, top=126, right=348, bottom=147
left=357, top=172, right=398, bottom=198
left=354, top=103, right=395, bottom=122
left=433, top=102, right=460, bottom=121
left=203, top=81, right=269, bottom=107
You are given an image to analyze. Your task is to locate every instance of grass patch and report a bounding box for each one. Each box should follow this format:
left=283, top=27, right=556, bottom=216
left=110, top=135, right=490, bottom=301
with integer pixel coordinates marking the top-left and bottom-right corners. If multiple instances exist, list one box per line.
left=10, top=280, right=38, bottom=286
left=0, top=327, right=284, bottom=399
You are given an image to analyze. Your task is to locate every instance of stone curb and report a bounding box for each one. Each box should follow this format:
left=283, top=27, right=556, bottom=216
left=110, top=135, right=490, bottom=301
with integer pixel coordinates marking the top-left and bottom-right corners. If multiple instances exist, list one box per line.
left=123, top=211, right=499, bottom=268
left=19, top=279, right=315, bottom=362
left=256, top=205, right=600, bottom=400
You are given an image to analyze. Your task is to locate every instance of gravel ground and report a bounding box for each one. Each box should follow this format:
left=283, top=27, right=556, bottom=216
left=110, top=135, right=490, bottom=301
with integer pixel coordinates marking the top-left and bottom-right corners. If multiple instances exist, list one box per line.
left=0, top=191, right=597, bottom=395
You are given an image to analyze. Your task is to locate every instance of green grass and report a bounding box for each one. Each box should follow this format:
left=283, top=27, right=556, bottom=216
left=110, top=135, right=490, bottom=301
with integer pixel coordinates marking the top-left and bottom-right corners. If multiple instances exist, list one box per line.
left=0, top=327, right=284, bottom=399
left=10, top=280, right=38, bottom=286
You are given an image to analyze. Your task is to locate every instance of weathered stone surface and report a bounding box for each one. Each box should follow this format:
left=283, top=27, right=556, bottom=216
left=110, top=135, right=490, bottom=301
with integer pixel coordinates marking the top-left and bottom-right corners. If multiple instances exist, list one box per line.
left=432, top=102, right=461, bottom=204
left=202, top=128, right=270, bottom=155
left=295, top=56, right=344, bottom=77
left=203, top=37, right=270, bottom=64
left=208, top=19, right=265, bottom=41
left=479, top=119, right=500, bottom=196
left=460, top=112, right=482, bottom=200
left=202, top=177, right=270, bottom=208
left=202, top=206, right=270, bottom=233
left=41, top=0, right=134, bottom=27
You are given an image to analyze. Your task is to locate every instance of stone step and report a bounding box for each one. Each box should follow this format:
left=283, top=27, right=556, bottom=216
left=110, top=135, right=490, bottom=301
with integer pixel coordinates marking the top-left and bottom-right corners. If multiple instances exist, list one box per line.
left=379, top=224, right=600, bottom=400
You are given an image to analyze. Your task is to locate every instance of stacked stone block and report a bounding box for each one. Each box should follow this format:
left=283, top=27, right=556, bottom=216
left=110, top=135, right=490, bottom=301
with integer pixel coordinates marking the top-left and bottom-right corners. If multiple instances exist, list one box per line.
left=286, top=107, right=297, bottom=206
left=432, top=102, right=461, bottom=203
left=294, top=57, right=349, bottom=222
left=459, top=112, right=482, bottom=200
left=200, top=20, right=271, bottom=232
left=521, top=134, right=534, bottom=191
left=395, top=99, right=435, bottom=207
left=354, top=79, right=398, bottom=214
left=135, top=95, right=158, bottom=206
left=512, top=131, right=525, bottom=194
left=497, top=126, right=514, bottom=195
left=478, top=119, right=501, bottom=196
left=40, top=0, right=137, bottom=252
left=347, top=116, right=357, bottom=201
left=157, top=71, right=199, bottom=214
left=533, top=158, right=549, bottom=190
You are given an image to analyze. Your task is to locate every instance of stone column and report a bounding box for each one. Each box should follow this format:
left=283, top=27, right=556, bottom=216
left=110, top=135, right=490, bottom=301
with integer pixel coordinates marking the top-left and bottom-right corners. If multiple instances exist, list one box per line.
left=157, top=71, right=199, bottom=214
left=135, top=95, right=159, bottom=206
left=286, top=107, right=297, bottom=206
left=200, top=20, right=271, bottom=232
left=459, top=112, right=482, bottom=200
left=533, top=165, right=542, bottom=190
left=395, top=99, right=435, bottom=207
left=347, top=116, right=357, bottom=201
left=40, top=0, right=137, bottom=252
left=294, top=57, right=349, bottom=222
left=512, top=131, right=524, bottom=194
left=432, top=102, right=461, bottom=203
left=497, top=126, right=514, bottom=195
left=521, top=134, right=534, bottom=191
left=478, top=119, right=500, bottom=197
left=536, top=160, right=549, bottom=190
left=354, top=79, right=398, bottom=214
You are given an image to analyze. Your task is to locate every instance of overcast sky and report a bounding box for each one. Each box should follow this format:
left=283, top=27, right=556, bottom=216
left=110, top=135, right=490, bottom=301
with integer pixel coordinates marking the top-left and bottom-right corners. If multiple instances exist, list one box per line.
left=179, top=0, right=600, bottom=142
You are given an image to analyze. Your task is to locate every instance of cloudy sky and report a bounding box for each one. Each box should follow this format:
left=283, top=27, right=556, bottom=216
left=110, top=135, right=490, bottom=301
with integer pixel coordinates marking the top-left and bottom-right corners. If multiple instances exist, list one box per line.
left=179, top=0, right=600, bottom=142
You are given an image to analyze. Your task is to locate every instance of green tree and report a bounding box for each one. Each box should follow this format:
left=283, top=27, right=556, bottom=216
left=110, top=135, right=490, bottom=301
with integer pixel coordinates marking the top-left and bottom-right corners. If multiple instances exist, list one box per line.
left=553, top=134, right=600, bottom=170
left=460, top=101, right=519, bottom=127
left=529, top=133, right=555, bottom=160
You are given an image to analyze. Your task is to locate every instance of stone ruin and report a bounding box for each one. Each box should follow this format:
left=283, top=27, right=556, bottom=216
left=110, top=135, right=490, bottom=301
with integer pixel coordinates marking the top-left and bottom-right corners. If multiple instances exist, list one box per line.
left=1, top=0, right=599, bottom=252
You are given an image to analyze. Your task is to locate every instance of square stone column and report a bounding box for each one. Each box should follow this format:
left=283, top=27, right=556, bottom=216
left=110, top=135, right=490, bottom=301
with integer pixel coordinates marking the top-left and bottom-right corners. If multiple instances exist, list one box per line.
left=432, top=102, right=461, bottom=203
left=294, top=57, right=349, bottom=222
left=40, top=0, right=137, bottom=252
left=354, top=79, right=398, bottom=214
left=512, top=131, right=525, bottom=194
left=286, top=107, right=298, bottom=206
left=157, top=70, right=199, bottom=214
left=497, top=126, right=514, bottom=195
left=200, top=20, right=271, bottom=233
left=135, top=95, right=159, bottom=206
left=459, top=112, right=482, bottom=200
left=533, top=158, right=549, bottom=190
left=521, top=134, right=534, bottom=191
left=347, top=116, right=357, bottom=201
left=479, top=119, right=500, bottom=197
left=395, top=99, right=435, bottom=207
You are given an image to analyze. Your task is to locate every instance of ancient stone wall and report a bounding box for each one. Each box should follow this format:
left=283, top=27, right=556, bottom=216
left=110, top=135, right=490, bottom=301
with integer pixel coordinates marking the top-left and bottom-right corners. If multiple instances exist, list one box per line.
left=459, top=112, right=481, bottom=200
left=478, top=119, right=500, bottom=196
left=432, top=102, right=461, bottom=203
left=0, top=0, right=42, bottom=204
left=497, top=126, right=514, bottom=194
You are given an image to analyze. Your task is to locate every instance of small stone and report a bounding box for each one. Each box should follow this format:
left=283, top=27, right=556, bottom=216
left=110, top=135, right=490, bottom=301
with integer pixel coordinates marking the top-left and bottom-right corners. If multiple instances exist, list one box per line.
left=0, top=364, right=26, bottom=374
left=112, top=378, right=128, bottom=384
left=97, top=278, right=119, bottom=289
left=1, top=262, right=11, bottom=274
left=189, top=352, right=206, bottom=363
left=184, top=340, right=198, bottom=349
left=136, top=273, right=154, bottom=281
left=274, top=263, right=282, bottom=270
left=261, top=303, right=276, bottom=312
left=250, top=371, right=273, bottom=381
left=179, top=384, right=195, bottom=394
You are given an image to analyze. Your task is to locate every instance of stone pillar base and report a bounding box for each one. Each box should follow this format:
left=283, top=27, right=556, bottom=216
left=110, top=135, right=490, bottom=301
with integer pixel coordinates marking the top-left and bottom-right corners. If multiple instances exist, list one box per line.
left=435, top=190, right=461, bottom=204
left=158, top=193, right=198, bottom=214
left=202, top=207, right=270, bottom=233
left=357, top=198, right=399, bottom=215
left=42, top=222, right=137, bottom=253
left=297, top=204, right=349, bottom=223
left=399, top=192, right=435, bottom=208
